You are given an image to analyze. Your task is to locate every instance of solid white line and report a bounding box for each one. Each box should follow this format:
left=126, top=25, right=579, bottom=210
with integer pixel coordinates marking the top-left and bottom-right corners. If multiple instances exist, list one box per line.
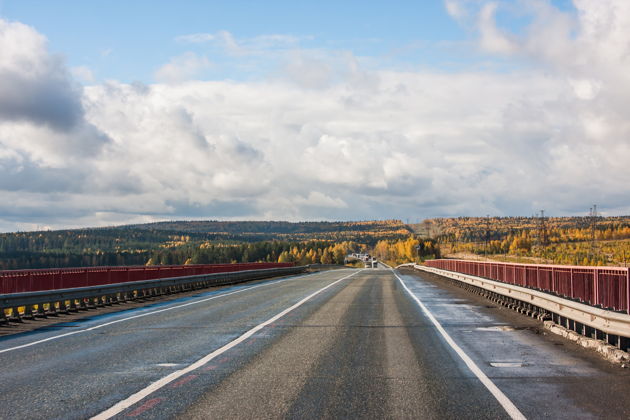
left=91, top=269, right=361, bottom=419
left=0, top=270, right=348, bottom=355
left=392, top=270, right=527, bottom=420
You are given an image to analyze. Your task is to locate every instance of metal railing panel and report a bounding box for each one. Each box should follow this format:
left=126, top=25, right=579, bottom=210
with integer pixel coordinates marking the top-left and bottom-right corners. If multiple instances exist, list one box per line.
left=426, top=259, right=630, bottom=313
left=1, top=266, right=306, bottom=321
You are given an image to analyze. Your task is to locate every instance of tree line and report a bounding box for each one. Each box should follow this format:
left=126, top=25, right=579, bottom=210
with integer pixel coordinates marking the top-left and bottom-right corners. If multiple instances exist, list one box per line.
left=0, top=220, right=410, bottom=270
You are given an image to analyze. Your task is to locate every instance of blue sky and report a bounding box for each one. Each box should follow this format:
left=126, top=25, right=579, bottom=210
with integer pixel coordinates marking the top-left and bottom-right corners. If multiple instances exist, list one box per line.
left=0, top=0, right=573, bottom=82
left=2, top=0, right=629, bottom=232
left=0, top=1, right=456, bottom=78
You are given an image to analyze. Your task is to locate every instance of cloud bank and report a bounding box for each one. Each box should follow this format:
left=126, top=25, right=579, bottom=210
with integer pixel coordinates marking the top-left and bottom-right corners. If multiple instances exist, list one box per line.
left=1, top=1, right=630, bottom=231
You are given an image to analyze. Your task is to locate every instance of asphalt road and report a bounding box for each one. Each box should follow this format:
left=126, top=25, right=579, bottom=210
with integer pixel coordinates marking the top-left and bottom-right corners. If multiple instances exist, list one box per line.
left=1, top=268, right=630, bottom=419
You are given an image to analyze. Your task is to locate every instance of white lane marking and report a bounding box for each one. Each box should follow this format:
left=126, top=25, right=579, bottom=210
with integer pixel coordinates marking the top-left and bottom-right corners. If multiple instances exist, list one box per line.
left=91, top=269, right=361, bottom=419
left=0, top=270, right=350, bottom=355
left=393, top=270, right=527, bottom=420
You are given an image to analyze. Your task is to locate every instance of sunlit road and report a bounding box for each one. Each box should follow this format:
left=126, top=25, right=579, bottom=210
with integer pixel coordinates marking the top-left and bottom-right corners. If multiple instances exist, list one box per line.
left=1, top=268, right=630, bottom=419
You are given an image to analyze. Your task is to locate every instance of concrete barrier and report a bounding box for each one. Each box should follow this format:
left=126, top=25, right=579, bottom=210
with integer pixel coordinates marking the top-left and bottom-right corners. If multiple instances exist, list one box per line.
left=405, top=264, right=630, bottom=352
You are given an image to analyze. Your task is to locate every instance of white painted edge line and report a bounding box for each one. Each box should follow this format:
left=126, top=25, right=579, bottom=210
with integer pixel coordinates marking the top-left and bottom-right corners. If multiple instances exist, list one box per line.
left=392, top=270, right=527, bottom=420
left=91, top=269, right=361, bottom=419
left=0, top=269, right=351, bottom=355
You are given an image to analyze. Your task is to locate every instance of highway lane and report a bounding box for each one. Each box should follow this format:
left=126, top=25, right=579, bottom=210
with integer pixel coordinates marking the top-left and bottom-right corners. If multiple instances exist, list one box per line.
left=0, top=269, right=357, bottom=419
left=2, top=268, right=630, bottom=419
left=394, top=269, right=630, bottom=419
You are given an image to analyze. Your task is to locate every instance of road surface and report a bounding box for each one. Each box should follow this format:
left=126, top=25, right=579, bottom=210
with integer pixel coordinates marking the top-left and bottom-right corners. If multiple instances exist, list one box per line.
left=1, top=268, right=630, bottom=419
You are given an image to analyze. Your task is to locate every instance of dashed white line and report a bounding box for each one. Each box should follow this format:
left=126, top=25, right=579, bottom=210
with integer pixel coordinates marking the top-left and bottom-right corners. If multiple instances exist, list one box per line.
left=0, top=270, right=350, bottom=355
left=91, top=269, right=361, bottom=419
left=393, top=270, right=527, bottom=420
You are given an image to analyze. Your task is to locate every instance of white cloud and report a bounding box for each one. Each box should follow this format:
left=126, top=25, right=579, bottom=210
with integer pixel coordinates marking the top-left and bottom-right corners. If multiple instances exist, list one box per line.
left=175, top=33, right=216, bottom=43
left=71, top=65, right=94, bottom=83
left=2, top=3, right=630, bottom=231
left=295, top=192, right=348, bottom=209
left=154, top=52, right=212, bottom=83
left=0, top=19, right=83, bottom=129
left=568, top=78, right=601, bottom=100
left=175, top=30, right=304, bottom=56
left=0, top=18, right=109, bottom=178
left=444, top=0, right=467, bottom=20
left=478, top=2, right=517, bottom=54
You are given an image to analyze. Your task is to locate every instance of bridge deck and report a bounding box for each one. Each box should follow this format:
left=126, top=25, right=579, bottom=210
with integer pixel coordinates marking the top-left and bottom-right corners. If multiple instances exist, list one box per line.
left=0, top=269, right=629, bottom=419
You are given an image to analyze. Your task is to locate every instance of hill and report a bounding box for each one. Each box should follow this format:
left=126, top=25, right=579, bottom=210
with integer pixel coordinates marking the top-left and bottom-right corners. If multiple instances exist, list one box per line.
left=121, top=219, right=410, bottom=240
left=412, top=216, right=630, bottom=266
left=0, top=220, right=411, bottom=270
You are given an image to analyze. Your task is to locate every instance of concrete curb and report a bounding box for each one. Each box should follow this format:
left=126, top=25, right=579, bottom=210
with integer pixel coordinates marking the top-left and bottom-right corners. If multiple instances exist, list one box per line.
left=543, top=321, right=630, bottom=366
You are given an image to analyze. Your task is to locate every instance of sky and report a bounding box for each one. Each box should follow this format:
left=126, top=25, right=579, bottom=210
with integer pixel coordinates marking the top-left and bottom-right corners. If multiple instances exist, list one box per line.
left=0, top=0, right=628, bottom=232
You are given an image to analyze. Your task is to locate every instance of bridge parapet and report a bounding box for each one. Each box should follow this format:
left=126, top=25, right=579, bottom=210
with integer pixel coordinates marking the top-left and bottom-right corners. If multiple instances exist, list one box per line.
left=425, top=259, right=630, bottom=314
left=0, top=262, right=294, bottom=294
left=0, top=265, right=305, bottom=323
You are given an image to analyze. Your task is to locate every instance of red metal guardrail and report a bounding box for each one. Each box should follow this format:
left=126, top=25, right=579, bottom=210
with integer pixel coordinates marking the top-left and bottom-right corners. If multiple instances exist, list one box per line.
left=425, top=259, right=630, bottom=313
left=0, top=263, right=294, bottom=294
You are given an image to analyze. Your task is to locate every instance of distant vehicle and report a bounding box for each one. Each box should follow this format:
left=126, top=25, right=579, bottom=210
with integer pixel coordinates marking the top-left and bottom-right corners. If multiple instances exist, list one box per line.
left=365, top=258, right=378, bottom=268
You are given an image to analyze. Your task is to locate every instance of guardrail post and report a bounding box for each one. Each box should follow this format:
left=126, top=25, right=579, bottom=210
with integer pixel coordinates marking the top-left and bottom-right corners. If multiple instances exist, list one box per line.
left=585, top=325, right=595, bottom=339
left=58, top=299, right=69, bottom=314
left=69, top=299, right=78, bottom=312
left=10, top=307, right=22, bottom=322
left=23, top=305, right=35, bottom=320
left=47, top=301, right=58, bottom=316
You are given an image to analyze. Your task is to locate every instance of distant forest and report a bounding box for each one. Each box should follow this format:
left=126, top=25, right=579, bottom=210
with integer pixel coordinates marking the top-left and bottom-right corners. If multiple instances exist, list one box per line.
left=412, top=216, right=630, bottom=266
left=0, top=220, right=410, bottom=270
left=5, top=216, right=627, bottom=270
